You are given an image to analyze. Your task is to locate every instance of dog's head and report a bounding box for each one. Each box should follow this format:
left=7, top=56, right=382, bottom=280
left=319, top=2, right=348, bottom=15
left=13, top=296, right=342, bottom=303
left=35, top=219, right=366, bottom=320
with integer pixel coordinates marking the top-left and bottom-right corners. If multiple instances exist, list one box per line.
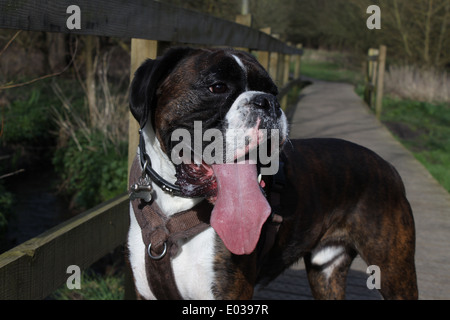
left=130, top=47, right=288, bottom=255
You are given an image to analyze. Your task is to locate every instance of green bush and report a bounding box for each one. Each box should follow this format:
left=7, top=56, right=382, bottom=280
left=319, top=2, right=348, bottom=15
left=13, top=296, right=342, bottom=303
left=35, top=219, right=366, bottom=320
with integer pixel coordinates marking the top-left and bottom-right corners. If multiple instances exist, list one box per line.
left=3, top=89, right=47, bottom=143
left=53, top=130, right=128, bottom=210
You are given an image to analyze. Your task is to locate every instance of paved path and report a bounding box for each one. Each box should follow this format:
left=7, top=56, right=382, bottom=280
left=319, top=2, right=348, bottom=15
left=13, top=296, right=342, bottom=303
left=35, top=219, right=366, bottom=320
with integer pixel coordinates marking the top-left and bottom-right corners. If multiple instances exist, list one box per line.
left=254, top=79, right=450, bottom=300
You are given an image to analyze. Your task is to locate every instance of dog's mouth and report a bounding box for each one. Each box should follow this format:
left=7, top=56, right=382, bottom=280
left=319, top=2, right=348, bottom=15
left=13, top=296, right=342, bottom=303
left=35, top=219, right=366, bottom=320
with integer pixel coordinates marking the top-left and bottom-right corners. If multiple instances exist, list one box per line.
left=173, top=120, right=280, bottom=255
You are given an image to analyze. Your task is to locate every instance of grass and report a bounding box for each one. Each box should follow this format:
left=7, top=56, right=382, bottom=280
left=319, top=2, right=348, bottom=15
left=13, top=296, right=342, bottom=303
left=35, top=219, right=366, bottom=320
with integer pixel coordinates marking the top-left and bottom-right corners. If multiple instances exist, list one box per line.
left=300, top=49, right=363, bottom=85
left=381, top=97, right=450, bottom=192
left=49, top=266, right=125, bottom=300
left=300, top=49, right=450, bottom=193
left=301, top=60, right=362, bottom=84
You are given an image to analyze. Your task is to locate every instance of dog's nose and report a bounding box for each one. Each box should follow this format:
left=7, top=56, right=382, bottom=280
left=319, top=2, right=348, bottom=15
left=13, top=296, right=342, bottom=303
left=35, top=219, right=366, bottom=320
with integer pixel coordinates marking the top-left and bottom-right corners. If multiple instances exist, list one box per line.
left=252, top=94, right=282, bottom=117
left=253, top=94, right=274, bottom=109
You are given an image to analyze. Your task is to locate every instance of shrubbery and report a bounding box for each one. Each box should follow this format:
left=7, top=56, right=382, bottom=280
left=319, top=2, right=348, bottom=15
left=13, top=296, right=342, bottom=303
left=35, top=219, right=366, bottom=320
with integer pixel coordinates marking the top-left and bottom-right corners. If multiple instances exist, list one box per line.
left=53, top=130, right=128, bottom=210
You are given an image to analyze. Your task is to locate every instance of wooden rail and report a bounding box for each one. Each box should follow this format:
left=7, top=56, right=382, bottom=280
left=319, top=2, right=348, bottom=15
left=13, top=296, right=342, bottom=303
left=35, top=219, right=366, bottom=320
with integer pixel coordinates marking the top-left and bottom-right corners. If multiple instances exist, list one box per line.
left=0, top=0, right=303, bottom=299
left=0, top=194, right=129, bottom=299
left=0, top=0, right=302, bottom=55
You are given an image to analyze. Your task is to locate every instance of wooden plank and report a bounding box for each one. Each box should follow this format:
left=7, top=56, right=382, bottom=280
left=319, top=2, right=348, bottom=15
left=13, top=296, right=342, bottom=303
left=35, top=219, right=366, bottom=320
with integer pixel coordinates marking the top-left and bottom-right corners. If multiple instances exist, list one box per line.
left=0, top=0, right=302, bottom=55
left=375, top=45, right=387, bottom=119
left=269, top=52, right=279, bottom=84
left=282, top=54, right=291, bottom=85
left=0, top=194, right=129, bottom=299
left=294, top=44, right=302, bottom=79
left=269, top=34, right=280, bottom=84
left=255, top=27, right=271, bottom=71
left=364, top=48, right=379, bottom=107
left=256, top=50, right=270, bottom=70
left=235, top=14, right=252, bottom=52
left=235, top=14, right=252, bottom=28
left=280, top=54, right=291, bottom=109
left=277, top=53, right=285, bottom=86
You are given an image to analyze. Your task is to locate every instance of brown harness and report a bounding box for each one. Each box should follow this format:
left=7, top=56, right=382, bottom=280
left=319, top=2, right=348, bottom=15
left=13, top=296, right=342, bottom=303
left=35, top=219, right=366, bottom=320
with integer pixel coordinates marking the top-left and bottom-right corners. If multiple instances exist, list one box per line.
left=129, top=156, right=282, bottom=300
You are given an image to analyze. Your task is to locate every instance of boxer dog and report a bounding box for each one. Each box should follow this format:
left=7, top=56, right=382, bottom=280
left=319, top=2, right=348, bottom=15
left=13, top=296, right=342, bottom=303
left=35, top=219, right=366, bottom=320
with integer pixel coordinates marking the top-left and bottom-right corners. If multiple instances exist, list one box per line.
left=127, top=47, right=418, bottom=300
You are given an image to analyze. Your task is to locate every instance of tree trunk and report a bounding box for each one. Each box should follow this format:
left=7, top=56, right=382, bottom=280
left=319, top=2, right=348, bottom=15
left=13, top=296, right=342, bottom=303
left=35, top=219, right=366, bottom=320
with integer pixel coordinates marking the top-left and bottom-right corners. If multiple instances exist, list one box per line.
left=46, top=33, right=67, bottom=73
left=435, top=0, right=450, bottom=66
left=393, top=0, right=412, bottom=58
left=423, top=0, right=433, bottom=66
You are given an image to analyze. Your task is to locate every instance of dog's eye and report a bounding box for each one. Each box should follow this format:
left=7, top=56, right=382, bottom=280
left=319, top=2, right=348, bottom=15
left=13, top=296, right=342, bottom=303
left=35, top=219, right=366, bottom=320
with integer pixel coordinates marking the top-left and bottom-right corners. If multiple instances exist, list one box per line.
left=209, top=83, right=228, bottom=94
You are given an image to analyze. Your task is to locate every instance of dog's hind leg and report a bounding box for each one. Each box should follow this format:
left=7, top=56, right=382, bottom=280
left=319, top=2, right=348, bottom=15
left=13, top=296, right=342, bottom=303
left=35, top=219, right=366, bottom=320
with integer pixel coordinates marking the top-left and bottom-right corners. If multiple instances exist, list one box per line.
left=352, top=199, right=418, bottom=300
left=304, top=247, right=357, bottom=300
left=357, top=241, right=418, bottom=299
left=356, top=220, right=418, bottom=299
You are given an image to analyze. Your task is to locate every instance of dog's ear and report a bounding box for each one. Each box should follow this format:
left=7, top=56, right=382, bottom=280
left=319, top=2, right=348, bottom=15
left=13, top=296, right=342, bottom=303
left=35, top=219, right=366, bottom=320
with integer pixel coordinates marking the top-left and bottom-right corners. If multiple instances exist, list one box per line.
left=129, top=47, right=196, bottom=129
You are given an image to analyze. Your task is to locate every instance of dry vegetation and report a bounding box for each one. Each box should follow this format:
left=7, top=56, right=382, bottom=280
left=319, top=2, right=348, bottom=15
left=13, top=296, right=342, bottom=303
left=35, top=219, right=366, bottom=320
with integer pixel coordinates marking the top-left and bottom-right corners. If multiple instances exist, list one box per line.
left=51, top=49, right=129, bottom=153
left=384, top=65, right=449, bottom=103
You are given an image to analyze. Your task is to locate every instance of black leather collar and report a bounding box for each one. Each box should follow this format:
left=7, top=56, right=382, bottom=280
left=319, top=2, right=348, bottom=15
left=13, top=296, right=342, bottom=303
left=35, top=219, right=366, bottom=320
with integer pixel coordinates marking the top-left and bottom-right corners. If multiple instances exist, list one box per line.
left=138, top=130, right=200, bottom=199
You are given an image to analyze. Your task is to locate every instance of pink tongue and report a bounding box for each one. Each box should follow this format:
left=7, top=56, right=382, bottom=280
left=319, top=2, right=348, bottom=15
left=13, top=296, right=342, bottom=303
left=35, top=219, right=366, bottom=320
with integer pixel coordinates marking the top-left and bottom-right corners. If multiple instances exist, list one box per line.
left=211, top=162, right=271, bottom=255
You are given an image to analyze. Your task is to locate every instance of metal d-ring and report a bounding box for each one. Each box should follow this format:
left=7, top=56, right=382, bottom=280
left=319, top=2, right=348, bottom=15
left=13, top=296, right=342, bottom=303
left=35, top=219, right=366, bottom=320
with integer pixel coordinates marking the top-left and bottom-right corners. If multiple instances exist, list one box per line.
left=147, top=242, right=167, bottom=260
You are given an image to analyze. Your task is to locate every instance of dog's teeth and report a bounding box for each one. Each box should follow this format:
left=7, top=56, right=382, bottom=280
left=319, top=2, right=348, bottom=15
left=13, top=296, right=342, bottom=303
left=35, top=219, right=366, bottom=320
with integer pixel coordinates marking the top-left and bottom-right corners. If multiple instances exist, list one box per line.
left=258, top=174, right=262, bottom=183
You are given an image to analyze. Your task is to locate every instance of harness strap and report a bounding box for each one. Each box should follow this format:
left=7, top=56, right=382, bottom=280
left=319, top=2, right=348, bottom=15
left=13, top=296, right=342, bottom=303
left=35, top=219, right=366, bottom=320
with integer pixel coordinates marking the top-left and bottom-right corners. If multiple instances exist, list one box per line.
left=130, top=157, right=212, bottom=299
left=258, top=163, right=285, bottom=261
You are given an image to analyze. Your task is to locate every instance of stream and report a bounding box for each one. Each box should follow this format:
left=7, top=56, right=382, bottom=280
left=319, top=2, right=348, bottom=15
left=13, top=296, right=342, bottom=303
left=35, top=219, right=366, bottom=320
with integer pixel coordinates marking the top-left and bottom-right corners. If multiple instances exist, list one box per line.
left=3, top=164, right=71, bottom=252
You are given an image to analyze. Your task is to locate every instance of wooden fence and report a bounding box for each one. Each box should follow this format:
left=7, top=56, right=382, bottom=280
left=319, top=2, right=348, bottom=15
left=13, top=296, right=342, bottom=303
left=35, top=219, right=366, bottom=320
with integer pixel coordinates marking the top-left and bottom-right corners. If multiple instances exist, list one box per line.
left=0, top=0, right=303, bottom=299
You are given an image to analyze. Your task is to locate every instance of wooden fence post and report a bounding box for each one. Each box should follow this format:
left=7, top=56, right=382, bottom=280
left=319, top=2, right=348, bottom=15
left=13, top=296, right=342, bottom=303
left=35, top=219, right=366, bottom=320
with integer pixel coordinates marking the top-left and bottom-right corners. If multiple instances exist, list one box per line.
left=294, top=44, right=302, bottom=79
left=256, top=27, right=271, bottom=70
left=281, top=54, right=291, bottom=109
left=269, top=34, right=280, bottom=85
left=276, top=52, right=285, bottom=86
left=125, top=39, right=158, bottom=300
left=235, top=14, right=252, bottom=52
left=364, top=48, right=379, bottom=108
left=375, top=45, right=387, bottom=119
